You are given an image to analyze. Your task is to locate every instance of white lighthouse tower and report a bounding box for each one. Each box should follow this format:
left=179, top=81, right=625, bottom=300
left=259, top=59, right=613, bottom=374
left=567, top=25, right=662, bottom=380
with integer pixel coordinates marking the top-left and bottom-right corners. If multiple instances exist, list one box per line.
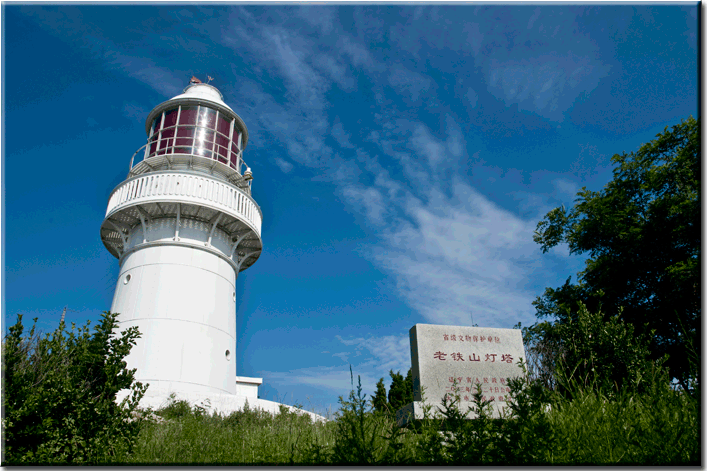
left=101, top=78, right=273, bottom=410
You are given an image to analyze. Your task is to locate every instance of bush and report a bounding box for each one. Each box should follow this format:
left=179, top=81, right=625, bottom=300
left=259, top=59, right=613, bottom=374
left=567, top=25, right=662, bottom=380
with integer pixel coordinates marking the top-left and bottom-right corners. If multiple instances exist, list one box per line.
left=523, top=301, right=668, bottom=397
left=2, top=312, right=147, bottom=464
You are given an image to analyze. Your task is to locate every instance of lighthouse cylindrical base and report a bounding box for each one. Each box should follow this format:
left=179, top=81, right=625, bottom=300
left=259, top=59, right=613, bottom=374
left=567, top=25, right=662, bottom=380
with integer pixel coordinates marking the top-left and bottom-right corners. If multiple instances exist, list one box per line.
left=111, top=243, right=237, bottom=396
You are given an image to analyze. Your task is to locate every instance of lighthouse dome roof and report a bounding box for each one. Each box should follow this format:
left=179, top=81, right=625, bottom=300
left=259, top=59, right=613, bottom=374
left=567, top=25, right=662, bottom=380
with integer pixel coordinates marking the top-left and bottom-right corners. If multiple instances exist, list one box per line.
left=168, top=83, right=234, bottom=112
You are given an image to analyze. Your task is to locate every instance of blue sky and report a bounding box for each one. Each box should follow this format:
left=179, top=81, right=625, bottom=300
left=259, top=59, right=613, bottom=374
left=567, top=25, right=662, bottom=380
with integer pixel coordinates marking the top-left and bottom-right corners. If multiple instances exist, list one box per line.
left=2, top=4, right=698, bottom=414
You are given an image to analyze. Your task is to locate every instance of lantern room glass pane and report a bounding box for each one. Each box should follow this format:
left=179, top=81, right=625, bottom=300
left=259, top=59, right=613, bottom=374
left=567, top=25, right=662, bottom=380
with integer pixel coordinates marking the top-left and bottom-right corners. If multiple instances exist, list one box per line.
left=149, top=137, right=159, bottom=156
left=152, top=113, right=164, bottom=133
left=215, top=134, right=229, bottom=160
left=163, top=108, right=179, bottom=129
left=179, top=106, right=198, bottom=125
left=195, top=128, right=214, bottom=146
left=217, top=115, right=231, bottom=136
left=198, top=107, right=216, bottom=129
left=158, top=128, right=174, bottom=154
left=194, top=145, right=213, bottom=159
left=175, top=127, right=194, bottom=154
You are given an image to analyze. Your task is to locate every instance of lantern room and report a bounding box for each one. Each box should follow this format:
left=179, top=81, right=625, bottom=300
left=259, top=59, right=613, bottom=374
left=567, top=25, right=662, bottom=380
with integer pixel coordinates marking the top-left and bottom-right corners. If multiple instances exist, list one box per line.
left=128, top=82, right=251, bottom=188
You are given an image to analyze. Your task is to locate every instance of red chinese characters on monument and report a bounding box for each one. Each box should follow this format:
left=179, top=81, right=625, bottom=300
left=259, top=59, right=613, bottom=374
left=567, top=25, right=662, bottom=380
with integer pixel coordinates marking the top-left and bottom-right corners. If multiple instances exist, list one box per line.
left=433, top=351, right=513, bottom=364
left=442, top=333, right=501, bottom=343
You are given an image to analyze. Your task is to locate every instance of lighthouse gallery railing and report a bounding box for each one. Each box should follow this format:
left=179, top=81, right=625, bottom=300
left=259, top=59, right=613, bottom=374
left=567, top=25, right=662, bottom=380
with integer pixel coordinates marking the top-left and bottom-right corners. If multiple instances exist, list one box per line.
left=105, top=172, right=262, bottom=237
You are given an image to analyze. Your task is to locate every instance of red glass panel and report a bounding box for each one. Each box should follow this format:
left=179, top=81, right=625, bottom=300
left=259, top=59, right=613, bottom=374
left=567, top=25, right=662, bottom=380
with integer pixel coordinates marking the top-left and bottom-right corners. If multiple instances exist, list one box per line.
left=158, top=128, right=175, bottom=153
left=163, top=108, right=179, bottom=129
left=215, top=134, right=229, bottom=159
left=151, top=115, right=163, bottom=135
left=149, top=138, right=159, bottom=156
left=230, top=150, right=239, bottom=168
left=217, top=115, right=231, bottom=136
left=179, top=106, right=198, bottom=125
left=177, top=127, right=195, bottom=138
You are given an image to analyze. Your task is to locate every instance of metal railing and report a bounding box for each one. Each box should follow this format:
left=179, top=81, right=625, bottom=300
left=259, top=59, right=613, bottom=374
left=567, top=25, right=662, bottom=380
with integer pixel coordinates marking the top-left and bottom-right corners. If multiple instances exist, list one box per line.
left=106, top=172, right=262, bottom=237
left=129, top=123, right=248, bottom=175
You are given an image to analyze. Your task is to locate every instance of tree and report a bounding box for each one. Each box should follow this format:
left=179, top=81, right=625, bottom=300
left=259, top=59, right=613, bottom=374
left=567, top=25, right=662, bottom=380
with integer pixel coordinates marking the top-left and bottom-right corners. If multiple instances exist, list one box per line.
left=2, top=312, right=147, bottom=464
left=387, top=369, right=413, bottom=412
left=371, top=377, right=388, bottom=414
left=532, top=116, right=699, bottom=392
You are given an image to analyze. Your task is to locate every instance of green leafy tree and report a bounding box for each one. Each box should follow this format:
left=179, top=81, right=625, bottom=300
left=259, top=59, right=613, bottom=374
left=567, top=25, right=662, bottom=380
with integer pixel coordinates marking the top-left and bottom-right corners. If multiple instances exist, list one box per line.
left=532, top=117, right=699, bottom=392
left=2, top=312, right=147, bottom=464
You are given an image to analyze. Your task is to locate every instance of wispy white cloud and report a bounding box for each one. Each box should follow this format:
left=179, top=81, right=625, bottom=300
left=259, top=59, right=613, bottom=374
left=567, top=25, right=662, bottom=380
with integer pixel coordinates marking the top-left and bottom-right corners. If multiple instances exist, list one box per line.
left=467, top=88, right=479, bottom=108
left=331, top=122, right=354, bottom=149
left=336, top=334, right=411, bottom=374
left=261, top=365, right=380, bottom=396
left=486, top=52, right=610, bottom=121
left=296, top=5, right=336, bottom=35
left=370, top=180, right=540, bottom=328
left=341, top=186, right=388, bottom=226
left=274, top=157, right=294, bottom=173
left=262, top=333, right=411, bottom=400
left=387, top=65, right=433, bottom=103
left=122, top=102, right=150, bottom=121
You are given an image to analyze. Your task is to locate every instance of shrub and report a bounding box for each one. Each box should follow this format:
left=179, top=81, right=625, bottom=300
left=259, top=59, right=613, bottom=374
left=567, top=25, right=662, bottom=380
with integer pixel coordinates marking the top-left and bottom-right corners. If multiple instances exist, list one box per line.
left=2, top=312, right=147, bottom=464
left=331, top=374, right=390, bottom=464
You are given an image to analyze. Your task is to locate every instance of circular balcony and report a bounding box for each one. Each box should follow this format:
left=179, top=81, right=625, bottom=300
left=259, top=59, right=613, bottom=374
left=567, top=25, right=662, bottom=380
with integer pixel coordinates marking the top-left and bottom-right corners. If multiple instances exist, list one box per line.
left=101, top=171, right=262, bottom=272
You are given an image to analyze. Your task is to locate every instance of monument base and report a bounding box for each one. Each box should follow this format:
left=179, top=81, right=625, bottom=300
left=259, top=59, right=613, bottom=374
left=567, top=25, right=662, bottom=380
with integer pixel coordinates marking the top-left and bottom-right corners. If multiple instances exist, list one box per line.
left=116, top=384, right=326, bottom=422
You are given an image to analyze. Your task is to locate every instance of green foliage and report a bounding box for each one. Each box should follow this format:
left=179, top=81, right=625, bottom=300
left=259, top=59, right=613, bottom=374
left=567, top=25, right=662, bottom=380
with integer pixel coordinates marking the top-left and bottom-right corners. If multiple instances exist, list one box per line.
left=331, top=374, right=390, bottom=464
left=371, top=368, right=414, bottom=416
left=434, top=381, right=502, bottom=464
left=118, top=362, right=698, bottom=465
left=548, top=376, right=699, bottom=464
left=154, top=393, right=195, bottom=420
left=557, top=302, right=667, bottom=395
left=371, top=377, right=388, bottom=414
left=387, top=369, right=407, bottom=411
left=532, top=116, right=700, bottom=390
left=2, top=312, right=147, bottom=464
left=127, top=396, right=331, bottom=465
left=499, top=364, right=556, bottom=464
left=521, top=320, right=563, bottom=390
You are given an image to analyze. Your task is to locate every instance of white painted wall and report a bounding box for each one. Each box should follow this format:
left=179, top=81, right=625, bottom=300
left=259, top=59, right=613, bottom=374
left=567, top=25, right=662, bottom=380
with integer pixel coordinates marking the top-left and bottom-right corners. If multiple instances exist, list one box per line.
left=111, top=222, right=237, bottom=396
left=236, top=376, right=263, bottom=399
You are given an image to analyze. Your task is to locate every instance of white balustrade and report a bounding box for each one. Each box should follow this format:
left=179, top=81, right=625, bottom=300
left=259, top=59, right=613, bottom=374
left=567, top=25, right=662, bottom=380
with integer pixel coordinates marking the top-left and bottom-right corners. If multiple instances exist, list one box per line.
left=106, top=172, right=262, bottom=237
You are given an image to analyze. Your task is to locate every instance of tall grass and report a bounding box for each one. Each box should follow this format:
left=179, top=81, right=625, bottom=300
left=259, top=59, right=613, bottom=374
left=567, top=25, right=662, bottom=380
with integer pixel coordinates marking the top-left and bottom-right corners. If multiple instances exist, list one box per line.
left=547, top=380, right=699, bottom=464
left=124, top=399, right=335, bottom=465
left=116, top=372, right=698, bottom=465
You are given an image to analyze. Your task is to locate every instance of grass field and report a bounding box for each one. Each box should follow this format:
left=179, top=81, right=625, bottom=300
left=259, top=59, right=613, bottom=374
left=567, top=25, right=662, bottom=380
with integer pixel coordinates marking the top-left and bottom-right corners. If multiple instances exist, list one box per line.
left=119, top=374, right=699, bottom=465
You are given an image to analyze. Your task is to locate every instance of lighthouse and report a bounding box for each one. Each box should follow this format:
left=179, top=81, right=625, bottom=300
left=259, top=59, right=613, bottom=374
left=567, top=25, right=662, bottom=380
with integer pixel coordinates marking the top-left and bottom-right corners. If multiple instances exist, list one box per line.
left=101, top=79, right=269, bottom=407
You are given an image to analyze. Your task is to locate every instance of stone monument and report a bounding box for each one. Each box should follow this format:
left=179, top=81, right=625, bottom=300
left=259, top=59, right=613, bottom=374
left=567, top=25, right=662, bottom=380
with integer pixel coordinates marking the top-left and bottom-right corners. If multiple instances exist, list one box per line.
left=397, top=323, right=526, bottom=426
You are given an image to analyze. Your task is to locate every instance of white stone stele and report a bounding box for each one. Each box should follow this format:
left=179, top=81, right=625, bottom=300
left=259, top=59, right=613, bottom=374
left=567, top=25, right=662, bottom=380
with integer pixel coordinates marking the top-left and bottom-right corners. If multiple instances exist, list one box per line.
left=397, top=323, right=526, bottom=427
left=116, top=378, right=326, bottom=423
